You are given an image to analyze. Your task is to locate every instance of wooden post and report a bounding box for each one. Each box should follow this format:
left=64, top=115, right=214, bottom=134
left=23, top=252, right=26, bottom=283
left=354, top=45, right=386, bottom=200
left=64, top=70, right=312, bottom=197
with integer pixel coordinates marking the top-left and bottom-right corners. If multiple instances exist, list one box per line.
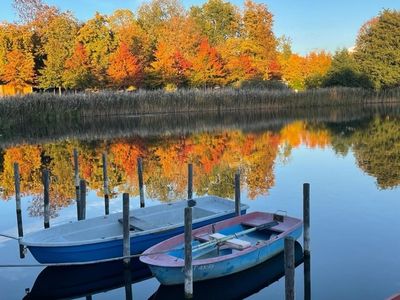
left=284, top=236, right=295, bottom=300
left=303, top=183, right=310, bottom=255
left=73, top=149, right=80, bottom=220
left=137, top=157, right=145, bottom=208
left=304, top=250, right=311, bottom=300
left=123, top=193, right=131, bottom=266
left=184, top=207, right=193, bottom=299
left=234, top=171, right=241, bottom=216
left=188, top=163, right=193, bottom=200
left=43, top=169, right=50, bottom=229
left=102, top=153, right=110, bottom=215
left=14, top=163, right=24, bottom=258
left=79, top=180, right=86, bottom=221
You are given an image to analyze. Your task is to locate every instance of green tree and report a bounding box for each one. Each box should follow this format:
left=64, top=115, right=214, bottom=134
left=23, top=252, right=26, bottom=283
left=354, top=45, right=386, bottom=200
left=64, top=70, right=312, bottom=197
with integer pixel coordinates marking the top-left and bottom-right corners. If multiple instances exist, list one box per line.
left=77, top=13, right=115, bottom=87
left=189, top=0, right=239, bottom=45
left=39, top=13, right=78, bottom=94
left=323, top=49, right=372, bottom=88
left=354, top=10, right=400, bottom=89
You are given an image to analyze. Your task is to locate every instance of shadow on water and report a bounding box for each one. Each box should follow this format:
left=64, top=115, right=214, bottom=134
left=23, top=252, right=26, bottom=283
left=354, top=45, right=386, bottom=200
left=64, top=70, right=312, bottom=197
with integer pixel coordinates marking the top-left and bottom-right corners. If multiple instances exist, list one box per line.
left=24, top=258, right=151, bottom=300
left=23, top=242, right=305, bottom=300
left=150, top=241, right=304, bottom=300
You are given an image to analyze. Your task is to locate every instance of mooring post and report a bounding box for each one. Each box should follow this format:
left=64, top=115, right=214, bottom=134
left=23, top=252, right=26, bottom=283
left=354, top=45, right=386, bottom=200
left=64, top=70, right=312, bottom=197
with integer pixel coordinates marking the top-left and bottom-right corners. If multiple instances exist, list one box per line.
left=73, top=149, right=80, bottom=219
left=137, top=157, right=145, bottom=208
left=123, top=193, right=131, bottom=266
left=43, top=169, right=50, bottom=229
left=79, top=180, right=86, bottom=221
left=14, top=163, right=25, bottom=258
left=184, top=206, right=193, bottom=299
left=102, top=153, right=110, bottom=215
left=284, top=236, right=295, bottom=300
left=304, top=249, right=311, bottom=300
left=234, top=171, right=241, bottom=216
left=303, top=183, right=310, bottom=255
left=188, top=163, right=193, bottom=200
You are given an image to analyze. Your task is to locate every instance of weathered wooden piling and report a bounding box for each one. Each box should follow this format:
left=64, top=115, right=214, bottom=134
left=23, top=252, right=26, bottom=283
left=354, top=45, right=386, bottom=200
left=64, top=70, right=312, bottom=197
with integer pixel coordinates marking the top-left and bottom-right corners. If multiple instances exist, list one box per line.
left=188, top=163, right=193, bottom=200
left=102, top=153, right=110, bottom=215
left=284, top=236, right=295, bottom=300
left=303, top=183, right=310, bottom=255
left=304, top=250, right=311, bottom=300
left=137, top=157, right=145, bottom=208
left=78, top=180, right=86, bottom=221
left=122, top=193, right=131, bottom=266
left=14, top=163, right=24, bottom=258
left=234, top=171, right=241, bottom=216
left=43, top=169, right=50, bottom=229
left=184, top=206, right=193, bottom=299
left=73, top=149, right=80, bottom=219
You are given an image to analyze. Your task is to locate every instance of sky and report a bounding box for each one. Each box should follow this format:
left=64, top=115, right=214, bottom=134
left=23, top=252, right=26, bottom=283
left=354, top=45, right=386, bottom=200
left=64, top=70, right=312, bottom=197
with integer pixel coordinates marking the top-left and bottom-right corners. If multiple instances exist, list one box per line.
left=1, top=0, right=399, bottom=54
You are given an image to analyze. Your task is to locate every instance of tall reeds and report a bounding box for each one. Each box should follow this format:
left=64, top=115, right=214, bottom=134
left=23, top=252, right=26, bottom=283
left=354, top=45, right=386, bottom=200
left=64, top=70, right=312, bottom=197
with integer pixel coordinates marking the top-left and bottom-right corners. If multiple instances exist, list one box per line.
left=0, top=87, right=399, bottom=123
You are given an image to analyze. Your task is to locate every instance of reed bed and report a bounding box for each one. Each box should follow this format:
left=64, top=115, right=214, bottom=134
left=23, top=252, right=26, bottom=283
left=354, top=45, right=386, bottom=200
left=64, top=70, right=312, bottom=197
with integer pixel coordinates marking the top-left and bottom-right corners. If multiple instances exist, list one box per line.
left=0, top=87, right=400, bottom=123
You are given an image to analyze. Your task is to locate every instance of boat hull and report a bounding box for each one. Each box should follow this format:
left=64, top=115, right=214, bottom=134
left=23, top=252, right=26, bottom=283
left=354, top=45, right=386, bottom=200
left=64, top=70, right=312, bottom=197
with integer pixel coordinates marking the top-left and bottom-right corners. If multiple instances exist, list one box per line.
left=148, top=226, right=302, bottom=285
left=27, top=210, right=245, bottom=264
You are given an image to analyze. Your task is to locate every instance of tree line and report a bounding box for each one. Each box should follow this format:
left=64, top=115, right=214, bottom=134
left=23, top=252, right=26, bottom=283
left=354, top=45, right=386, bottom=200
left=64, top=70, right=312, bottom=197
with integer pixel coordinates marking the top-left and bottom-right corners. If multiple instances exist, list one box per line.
left=0, top=0, right=399, bottom=94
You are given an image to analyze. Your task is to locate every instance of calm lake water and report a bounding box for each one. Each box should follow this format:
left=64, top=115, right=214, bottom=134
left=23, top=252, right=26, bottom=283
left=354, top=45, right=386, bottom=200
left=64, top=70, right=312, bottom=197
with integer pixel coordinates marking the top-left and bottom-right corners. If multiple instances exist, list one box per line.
left=1, top=108, right=400, bottom=299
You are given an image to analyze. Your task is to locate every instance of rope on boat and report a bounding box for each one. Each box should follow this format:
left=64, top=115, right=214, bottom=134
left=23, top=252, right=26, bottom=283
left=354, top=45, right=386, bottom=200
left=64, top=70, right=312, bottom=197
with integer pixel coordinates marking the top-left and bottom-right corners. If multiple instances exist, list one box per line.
left=0, top=233, right=20, bottom=240
left=0, top=248, right=183, bottom=268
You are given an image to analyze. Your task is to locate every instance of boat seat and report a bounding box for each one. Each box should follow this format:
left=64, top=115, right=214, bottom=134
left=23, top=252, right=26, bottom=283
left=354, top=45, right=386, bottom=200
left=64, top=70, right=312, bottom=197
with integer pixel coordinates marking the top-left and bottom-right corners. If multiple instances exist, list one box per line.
left=118, top=216, right=155, bottom=231
left=209, top=233, right=251, bottom=250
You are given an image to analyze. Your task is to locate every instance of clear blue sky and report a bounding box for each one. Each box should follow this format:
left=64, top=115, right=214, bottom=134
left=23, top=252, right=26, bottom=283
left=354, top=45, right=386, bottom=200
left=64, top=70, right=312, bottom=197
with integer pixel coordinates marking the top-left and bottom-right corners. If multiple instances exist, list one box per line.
left=1, top=0, right=399, bottom=54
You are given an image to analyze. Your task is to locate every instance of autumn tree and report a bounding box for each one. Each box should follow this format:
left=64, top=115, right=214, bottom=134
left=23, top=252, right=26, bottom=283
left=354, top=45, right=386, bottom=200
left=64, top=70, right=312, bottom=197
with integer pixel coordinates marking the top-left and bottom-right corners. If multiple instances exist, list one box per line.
left=107, top=42, right=142, bottom=89
left=62, top=43, right=94, bottom=90
left=242, top=0, right=277, bottom=78
left=303, top=51, right=332, bottom=89
left=39, top=13, right=78, bottom=93
left=151, top=41, right=191, bottom=88
left=108, top=9, right=152, bottom=67
left=190, top=38, right=226, bottom=87
left=354, top=10, right=400, bottom=89
left=1, top=48, right=35, bottom=90
left=77, top=13, right=115, bottom=87
left=189, top=0, right=239, bottom=45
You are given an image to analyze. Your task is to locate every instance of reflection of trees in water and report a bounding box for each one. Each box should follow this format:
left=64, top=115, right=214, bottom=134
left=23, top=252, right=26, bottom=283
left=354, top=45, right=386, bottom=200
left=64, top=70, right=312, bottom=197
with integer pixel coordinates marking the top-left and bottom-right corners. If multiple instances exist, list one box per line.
left=28, top=195, right=59, bottom=218
left=351, top=117, right=400, bottom=189
left=0, top=122, right=338, bottom=206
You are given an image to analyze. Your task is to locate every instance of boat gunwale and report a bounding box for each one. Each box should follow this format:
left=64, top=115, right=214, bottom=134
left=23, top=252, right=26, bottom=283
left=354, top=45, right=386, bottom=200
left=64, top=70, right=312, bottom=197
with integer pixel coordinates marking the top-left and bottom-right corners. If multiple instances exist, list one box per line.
left=140, top=212, right=302, bottom=267
left=20, top=200, right=249, bottom=248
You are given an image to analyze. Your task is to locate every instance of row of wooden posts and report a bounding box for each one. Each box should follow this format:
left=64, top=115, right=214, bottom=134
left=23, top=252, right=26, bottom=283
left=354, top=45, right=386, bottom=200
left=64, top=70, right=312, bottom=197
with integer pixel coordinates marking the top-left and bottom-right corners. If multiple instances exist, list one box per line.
left=12, top=150, right=310, bottom=299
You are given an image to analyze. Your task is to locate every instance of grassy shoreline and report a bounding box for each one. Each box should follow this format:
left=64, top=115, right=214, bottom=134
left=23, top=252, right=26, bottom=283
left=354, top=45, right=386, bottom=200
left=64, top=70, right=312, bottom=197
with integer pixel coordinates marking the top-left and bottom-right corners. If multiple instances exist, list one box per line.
left=1, top=87, right=400, bottom=123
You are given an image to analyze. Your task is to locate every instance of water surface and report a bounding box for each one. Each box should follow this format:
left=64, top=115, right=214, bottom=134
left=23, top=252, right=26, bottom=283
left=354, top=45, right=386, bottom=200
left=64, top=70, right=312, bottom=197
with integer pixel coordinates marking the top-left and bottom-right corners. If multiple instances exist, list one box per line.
left=1, top=108, right=400, bottom=299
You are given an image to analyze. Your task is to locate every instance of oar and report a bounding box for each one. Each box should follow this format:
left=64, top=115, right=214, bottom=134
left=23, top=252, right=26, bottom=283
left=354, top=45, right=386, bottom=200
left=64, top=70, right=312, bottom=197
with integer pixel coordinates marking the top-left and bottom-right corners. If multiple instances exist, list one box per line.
left=192, top=221, right=279, bottom=253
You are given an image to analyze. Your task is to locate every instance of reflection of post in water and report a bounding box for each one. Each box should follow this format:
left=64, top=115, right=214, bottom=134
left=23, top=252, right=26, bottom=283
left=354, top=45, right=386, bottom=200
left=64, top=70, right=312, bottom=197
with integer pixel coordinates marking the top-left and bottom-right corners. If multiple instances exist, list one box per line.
left=73, top=149, right=80, bottom=220
left=304, top=251, right=311, bottom=300
left=303, top=183, right=311, bottom=300
left=102, top=153, right=110, bottom=215
left=124, top=265, right=133, bottom=300
left=14, top=162, right=25, bottom=258
left=42, top=169, right=50, bottom=229
left=137, top=157, right=145, bottom=208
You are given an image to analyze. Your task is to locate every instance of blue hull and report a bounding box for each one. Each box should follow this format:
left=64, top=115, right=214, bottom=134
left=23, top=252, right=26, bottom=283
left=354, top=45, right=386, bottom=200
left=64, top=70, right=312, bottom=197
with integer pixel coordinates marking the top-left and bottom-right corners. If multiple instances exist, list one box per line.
left=28, top=210, right=245, bottom=264
left=148, top=226, right=303, bottom=285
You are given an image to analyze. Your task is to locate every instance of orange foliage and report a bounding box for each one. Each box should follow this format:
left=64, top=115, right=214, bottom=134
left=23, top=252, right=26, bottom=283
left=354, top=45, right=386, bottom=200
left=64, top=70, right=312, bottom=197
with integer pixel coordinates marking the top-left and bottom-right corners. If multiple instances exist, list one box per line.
left=108, top=42, right=142, bottom=88
left=1, top=49, right=35, bottom=89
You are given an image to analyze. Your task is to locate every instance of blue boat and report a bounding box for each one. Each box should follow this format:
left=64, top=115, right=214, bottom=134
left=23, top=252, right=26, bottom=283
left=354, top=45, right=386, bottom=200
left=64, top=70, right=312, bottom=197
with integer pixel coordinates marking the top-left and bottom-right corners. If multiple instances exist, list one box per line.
left=20, top=196, right=248, bottom=264
left=140, top=211, right=302, bottom=285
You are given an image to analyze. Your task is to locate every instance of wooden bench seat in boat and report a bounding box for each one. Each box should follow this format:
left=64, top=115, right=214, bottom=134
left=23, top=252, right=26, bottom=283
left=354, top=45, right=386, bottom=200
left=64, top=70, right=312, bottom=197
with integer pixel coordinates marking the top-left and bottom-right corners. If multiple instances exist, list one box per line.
left=118, top=216, right=155, bottom=231
left=207, top=233, right=251, bottom=250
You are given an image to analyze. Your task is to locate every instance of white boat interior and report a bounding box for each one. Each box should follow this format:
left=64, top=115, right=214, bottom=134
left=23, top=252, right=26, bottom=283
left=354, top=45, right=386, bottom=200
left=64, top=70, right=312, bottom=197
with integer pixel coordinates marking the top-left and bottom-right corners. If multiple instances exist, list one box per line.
left=21, top=196, right=248, bottom=247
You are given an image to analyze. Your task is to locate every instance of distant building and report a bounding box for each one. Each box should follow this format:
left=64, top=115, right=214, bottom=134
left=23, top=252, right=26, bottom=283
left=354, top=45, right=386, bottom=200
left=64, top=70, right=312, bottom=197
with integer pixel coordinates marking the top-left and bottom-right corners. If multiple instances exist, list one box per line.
left=0, top=83, right=33, bottom=97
